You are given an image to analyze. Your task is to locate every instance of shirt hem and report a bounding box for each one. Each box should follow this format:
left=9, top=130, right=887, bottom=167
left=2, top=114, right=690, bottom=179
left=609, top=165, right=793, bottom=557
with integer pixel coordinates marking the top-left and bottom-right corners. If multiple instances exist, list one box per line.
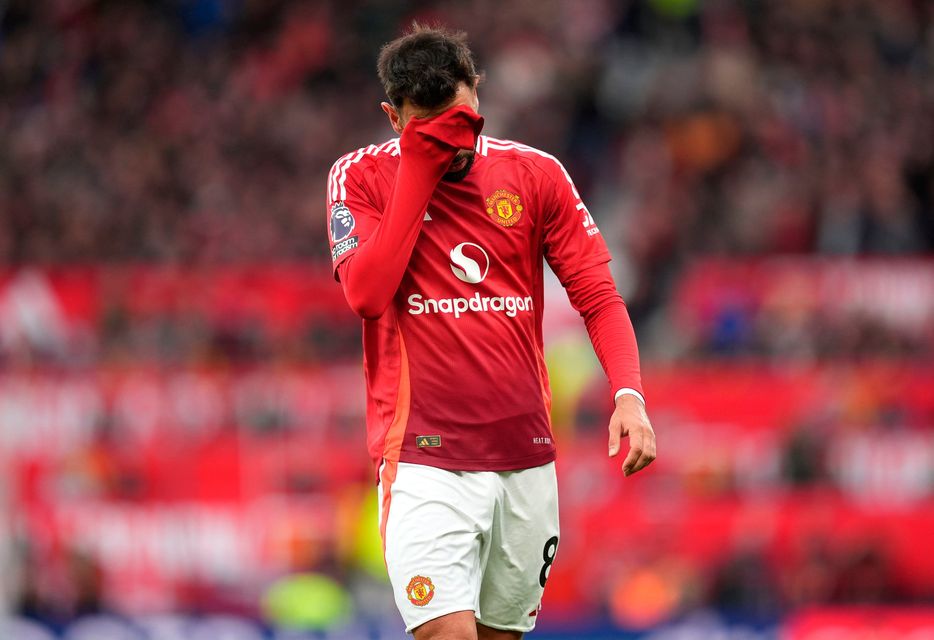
left=396, top=448, right=556, bottom=472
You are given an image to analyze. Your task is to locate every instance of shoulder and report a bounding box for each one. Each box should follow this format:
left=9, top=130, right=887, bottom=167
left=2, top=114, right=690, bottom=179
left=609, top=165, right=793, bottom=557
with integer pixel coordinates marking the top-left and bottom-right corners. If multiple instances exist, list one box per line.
left=479, top=136, right=573, bottom=184
left=327, top=138, right=400, bottom=202
left=480, top=136, right=581, bottom=202
left=477, top=136, right=576, bottom=191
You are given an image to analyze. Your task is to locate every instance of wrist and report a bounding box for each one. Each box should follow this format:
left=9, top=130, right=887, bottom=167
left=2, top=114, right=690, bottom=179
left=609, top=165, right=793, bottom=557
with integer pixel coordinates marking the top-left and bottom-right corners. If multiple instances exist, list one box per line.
left=614, top=388, right=645, bottom=407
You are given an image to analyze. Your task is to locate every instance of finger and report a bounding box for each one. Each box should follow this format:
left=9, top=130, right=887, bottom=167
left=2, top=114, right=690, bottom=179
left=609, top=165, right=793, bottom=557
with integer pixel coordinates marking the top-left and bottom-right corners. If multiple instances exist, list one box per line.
left=629, top=431, right=657, bottom=475
left=621, top=427, right=644, bottom=475
left=608, top=417, right=623, bottom=457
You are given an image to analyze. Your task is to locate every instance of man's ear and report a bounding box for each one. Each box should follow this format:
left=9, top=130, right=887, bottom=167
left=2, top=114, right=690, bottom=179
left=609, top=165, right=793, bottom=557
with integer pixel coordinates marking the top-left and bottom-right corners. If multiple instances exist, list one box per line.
left=381, top=102, right=404, bottom=135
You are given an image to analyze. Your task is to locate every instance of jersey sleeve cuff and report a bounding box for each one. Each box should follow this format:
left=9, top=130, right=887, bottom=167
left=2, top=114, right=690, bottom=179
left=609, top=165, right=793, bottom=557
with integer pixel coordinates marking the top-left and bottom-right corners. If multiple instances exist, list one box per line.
left=614, top=388, right=645, bottom=406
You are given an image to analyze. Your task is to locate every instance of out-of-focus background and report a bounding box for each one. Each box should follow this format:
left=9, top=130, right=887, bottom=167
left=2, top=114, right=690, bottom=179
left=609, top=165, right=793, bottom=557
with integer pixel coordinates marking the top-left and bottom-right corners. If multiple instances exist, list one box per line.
left=2, top=0, right=933, bottom=638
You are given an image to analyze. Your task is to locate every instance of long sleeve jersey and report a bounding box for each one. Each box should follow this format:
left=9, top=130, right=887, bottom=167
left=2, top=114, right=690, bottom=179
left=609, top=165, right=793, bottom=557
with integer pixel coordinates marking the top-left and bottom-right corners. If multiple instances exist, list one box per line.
left=327, top=106, right=642, bottom=472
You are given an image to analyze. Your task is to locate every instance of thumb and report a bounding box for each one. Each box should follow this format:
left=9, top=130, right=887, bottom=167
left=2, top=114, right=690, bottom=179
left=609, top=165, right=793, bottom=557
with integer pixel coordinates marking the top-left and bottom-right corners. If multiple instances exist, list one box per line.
left=608, top=417, right=622, bottom=457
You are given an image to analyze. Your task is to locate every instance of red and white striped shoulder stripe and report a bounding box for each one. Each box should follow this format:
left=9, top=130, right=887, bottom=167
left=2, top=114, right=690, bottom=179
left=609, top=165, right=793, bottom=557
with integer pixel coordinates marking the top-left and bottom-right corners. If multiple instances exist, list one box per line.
left=481, top=137, right=585, bottom=202
left=327, top=139, right=400, bottom=202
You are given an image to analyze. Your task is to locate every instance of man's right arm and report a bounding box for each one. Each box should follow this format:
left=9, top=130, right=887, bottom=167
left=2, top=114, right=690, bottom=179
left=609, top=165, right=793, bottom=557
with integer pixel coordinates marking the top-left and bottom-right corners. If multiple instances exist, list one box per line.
left=330, top=106, right=483, bottom=319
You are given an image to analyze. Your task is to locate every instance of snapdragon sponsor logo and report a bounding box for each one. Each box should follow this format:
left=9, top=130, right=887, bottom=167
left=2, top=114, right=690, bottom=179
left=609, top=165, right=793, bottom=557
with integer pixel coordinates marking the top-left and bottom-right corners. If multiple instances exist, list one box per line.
left=449, top=242, right=489, bottom=284
left=407, top=240, right=532, bottom=319
left=408, top=292, right=534, bottom=319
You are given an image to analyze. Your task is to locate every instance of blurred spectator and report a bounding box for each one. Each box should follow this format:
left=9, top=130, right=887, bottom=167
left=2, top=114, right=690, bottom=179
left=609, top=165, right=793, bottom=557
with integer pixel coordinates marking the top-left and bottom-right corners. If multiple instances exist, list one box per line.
left=711, top=547, right=782, bottom=617
left=782, top=421, right=829, bottom=487
left=831, top=542, right=901, bottom=604
left=781, top=537, right=836, bottom=609
left=69, top=549, right=105, bottom=617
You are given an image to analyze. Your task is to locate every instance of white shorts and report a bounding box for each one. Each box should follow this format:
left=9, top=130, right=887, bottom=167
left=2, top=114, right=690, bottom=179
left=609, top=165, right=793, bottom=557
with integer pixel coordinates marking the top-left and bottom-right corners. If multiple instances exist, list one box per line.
left=377, top=461, right=560, bottom=634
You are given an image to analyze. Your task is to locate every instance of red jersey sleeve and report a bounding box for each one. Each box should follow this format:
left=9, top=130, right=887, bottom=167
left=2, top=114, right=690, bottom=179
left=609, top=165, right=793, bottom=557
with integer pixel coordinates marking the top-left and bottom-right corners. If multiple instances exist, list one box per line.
left=327, top=106, right=484, bottom=319
left=541, top=156, right=644, bottom=402
left=542, top=157, right=612, bottom=284
left=563, top=262, right=644, bottom=401
left=326, top=151, right=382, bottom=275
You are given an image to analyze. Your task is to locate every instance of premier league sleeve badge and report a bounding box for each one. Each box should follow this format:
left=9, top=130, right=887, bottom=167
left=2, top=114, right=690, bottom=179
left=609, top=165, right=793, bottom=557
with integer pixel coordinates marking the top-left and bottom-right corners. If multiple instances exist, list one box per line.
left=330, top=201, right=356, bottom=242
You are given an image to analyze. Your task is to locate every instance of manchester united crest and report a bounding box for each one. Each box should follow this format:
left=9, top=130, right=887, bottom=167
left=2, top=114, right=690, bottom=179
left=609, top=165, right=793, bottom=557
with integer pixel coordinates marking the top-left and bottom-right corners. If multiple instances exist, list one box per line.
left=405, top=575, right=435, bottom=607
left=485, top=189, right=523, bottom=227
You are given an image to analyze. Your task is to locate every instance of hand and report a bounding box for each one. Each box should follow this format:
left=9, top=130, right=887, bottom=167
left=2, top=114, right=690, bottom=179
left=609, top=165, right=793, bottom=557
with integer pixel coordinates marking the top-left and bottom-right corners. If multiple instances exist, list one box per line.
left=608, top=394, right=656, bottom=476
left=410, top=84, right=479, bottom=121
left=405, top=104, right=483, bottom=152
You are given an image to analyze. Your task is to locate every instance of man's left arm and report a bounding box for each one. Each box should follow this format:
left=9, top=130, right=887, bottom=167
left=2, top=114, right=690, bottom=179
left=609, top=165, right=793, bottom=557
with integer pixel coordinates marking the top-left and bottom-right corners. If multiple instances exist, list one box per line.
left=541, top=157, right=656, bottom=476
left=562, top=263, right=656, bottom=476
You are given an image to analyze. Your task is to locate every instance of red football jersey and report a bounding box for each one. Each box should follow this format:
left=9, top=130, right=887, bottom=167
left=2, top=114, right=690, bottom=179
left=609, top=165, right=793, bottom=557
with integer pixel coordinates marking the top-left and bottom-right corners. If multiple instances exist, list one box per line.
left=327, top=134, right=611, bottom=472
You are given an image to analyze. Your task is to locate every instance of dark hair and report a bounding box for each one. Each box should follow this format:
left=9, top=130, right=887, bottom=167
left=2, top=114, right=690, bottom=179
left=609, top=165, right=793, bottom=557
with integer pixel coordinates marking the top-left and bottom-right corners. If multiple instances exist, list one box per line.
left=377, top=24, right=479, bottom=110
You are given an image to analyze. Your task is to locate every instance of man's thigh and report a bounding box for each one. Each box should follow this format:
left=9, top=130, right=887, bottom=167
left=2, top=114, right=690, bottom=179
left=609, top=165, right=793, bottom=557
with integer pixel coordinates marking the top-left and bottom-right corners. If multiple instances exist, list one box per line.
left=478, top=462, right=560, bottom=633
left=379, top=461, right=496, bottom=634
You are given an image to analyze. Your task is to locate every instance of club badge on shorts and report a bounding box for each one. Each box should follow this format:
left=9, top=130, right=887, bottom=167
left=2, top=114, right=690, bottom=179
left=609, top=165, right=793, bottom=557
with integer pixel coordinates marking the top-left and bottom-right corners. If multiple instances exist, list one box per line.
left=485, top=189, right=523, bottom=227
left=405, top=575, right=435, bottom=606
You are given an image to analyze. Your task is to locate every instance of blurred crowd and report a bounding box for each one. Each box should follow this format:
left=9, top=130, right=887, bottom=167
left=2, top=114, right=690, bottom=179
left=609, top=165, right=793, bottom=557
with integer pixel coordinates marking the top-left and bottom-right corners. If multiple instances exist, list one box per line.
left=3, top=0, right=934, bottom=631
left=2, top=0, right=932, bottom=275
left=1, top=0, right=933, bottom=361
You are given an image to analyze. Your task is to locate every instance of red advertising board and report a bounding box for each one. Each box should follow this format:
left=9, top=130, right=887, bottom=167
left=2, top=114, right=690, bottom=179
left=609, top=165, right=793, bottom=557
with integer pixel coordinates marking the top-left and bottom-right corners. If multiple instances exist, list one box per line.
left=786, top=608, right=934, bottom=638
